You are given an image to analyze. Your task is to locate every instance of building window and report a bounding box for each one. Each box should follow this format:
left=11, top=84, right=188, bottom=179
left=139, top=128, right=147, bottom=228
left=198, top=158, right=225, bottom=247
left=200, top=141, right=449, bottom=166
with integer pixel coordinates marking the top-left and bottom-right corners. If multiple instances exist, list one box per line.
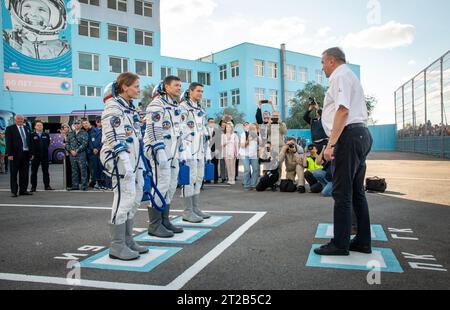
left=254, top=60, right=264, bottom=77
left=220, top=92, right=228, bottom=108
left=219, top=64, right=227, bottom=81
left=78, top=19, right=100, bottom=38
left=108, top=24, right=128, bottom=42
left=269, top=89, right=278, bottom=106
left=79, top=0, right=99, bottom=5
left=80, top=85, right=102, bottom=97
left=287, top=64, right=296, bottom=81
left=286, top=91, right=296, bottom=107
left=255, top=88, right=265, bottom=104
left=79, top=53, right=99, bottom=71
left=135, top=29, right=153, bottom=46
left=161, top=66, right=172, bottom=80
left=108, top=0, right=127, bottom=12
left=299, top=67, right=308, bottom=82
left=316, top=69, right=323, bottom=84
left=136, top=60, right=153, bottom=77
left=135, top=0, right=152, bottom=17
left=178, top=69, right=192, bottom=83
left=269, top=62, right=278, bottom=79
left=231, top=89, right=240, bottom=105
left=109, top=56, right=128, bottom=73
left=201, top=99, right=212, bottom=108
left=231, top=61, right=240, bottom=78
left=198, top=72, right=211, bottom=86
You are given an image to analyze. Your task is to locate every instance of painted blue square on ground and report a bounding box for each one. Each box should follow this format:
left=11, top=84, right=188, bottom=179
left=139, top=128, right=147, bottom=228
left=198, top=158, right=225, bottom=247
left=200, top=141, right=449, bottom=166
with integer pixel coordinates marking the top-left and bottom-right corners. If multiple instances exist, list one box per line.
left=80, top=246, right=182, bottom=273
left=172, top=215, right=232, bottom=228
left=134, top=228, right=211, bottom=244
left=315, top=223, right=388, bottom=242
left=306, top=244, right=403, bottom=273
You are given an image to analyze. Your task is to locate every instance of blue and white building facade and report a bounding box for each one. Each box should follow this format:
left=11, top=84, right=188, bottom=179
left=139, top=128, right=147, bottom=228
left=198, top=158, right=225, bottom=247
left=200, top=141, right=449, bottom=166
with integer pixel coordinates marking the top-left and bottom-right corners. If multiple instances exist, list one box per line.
left=0, top=0, right=361, bottom=125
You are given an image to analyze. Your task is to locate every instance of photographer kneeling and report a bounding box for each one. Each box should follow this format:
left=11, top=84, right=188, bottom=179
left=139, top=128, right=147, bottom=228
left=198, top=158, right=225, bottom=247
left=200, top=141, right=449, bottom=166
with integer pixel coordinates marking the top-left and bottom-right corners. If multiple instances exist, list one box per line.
left=303, top=144, right=324, bottom=193
left=256, top=142, right=279, bottom=192
left=279, top=138, right=306, bottom=194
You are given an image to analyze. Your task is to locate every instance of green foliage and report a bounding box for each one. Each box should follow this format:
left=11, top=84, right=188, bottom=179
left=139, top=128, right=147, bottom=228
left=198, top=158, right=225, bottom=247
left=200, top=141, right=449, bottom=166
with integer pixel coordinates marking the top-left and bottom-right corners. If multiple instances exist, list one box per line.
left=214, top=106, right=246, bottom=125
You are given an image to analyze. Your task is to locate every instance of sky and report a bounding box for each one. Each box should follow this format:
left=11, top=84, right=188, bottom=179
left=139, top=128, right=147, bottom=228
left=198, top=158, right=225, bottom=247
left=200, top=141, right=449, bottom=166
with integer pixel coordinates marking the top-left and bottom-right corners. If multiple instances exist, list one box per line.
left=159, top=0, right=450, bottom=124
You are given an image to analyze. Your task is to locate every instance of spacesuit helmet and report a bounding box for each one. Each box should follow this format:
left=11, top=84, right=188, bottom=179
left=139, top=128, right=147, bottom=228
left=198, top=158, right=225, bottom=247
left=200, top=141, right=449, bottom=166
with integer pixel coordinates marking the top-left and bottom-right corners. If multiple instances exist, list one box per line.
left=152, top=82, right=166, bottom=99
left=5, top=0, right=67, bottom=41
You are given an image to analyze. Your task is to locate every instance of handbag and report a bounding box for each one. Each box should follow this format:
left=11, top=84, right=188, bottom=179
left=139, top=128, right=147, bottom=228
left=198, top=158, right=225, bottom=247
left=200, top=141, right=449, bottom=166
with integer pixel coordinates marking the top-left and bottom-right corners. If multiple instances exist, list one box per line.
left=178, top=161, right=191, bottom=186
left=365, top=176, right=387, bottom=193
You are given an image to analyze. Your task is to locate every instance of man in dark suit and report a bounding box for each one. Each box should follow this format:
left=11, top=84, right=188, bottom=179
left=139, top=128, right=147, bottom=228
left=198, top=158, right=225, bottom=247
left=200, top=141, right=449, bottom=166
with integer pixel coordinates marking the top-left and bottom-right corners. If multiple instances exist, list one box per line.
left=30, top=120, right=54, bottom=192
left=5, top=115, right=33, bottom=197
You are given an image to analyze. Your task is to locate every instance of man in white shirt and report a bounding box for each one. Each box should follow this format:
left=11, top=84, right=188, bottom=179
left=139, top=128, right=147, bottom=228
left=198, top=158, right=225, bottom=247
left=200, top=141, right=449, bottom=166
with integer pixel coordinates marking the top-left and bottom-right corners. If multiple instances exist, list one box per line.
left=315, top=47, right=373, bottom=256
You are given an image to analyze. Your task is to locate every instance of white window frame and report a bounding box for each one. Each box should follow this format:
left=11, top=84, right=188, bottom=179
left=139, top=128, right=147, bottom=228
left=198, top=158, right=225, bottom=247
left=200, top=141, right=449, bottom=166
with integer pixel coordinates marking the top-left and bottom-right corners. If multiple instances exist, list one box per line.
left=79, top=0, right=99, bottom=6
left=220, top=91, right=228, bottom=108
left=255, top=60, right=264, bottom=77
left=80, top=85, right=102, bottom=97
left=78, top=52, right=99, bottom=71
left=255, top=88, right=265, bottom=104
left=201, top=99, right=212, bottom=108
left=136, top=60, right=153, bottom=77
left=108, top=24, right=128, bottom=42
left=78, top=19, right=100, bottom=38
left=219, top=64, right=227, bottom=81
left=108, top=0, right=127, bottom=12
left=269, top=89, right=278, bottom=106
left=231, top=61, right=240, bottom=78
left=286, top=91, right=296, bottom=107
left=134, top=29, right=153, bottom=46
left=109, top=56, right=128, bottom=73
left=316, top=69, right=323, bottom=84
left=268, top=62, right=278, bottom=79
left=287, top=64, right=296, bottom=81
left=177, top=68, right=192, bottom=83
left=135, top=0, right=152, bottom=17
left=198, top=72, right=211, bottom=86
left=161, top=66, right=172, bottom=80
left=299, top=67, right=308, bottom=83
left=231, top=89, right=240, bottom=105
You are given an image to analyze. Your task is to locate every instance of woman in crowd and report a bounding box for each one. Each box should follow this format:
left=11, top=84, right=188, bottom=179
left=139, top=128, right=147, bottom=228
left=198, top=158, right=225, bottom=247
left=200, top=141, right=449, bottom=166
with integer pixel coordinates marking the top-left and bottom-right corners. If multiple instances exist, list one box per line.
left=221, top=122, right=239, bottom=185
left=240, top=123, right=261, bottom=191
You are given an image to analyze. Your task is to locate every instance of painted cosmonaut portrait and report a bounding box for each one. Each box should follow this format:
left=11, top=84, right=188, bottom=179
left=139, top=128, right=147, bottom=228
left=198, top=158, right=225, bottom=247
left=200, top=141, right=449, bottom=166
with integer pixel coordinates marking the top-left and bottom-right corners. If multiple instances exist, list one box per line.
left=3, top=0, right=70, bottom=60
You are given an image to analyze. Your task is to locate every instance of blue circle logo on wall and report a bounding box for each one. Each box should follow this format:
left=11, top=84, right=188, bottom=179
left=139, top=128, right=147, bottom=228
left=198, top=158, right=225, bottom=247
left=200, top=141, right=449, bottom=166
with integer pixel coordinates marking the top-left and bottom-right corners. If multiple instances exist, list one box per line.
left=61, top=81, right=71, bottom=91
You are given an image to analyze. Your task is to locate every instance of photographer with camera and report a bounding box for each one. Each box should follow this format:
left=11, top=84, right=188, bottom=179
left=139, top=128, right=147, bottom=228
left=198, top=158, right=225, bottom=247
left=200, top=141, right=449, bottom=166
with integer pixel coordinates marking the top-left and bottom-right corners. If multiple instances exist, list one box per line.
left=304, top=97, right=328, bottom=153
left=278, top=137, right=306, bottom=193
left=256, top=142, right=280, bottom=192
left=256, top=100, right=287, bottom=152
left=303, top=144, right=325, bottom=192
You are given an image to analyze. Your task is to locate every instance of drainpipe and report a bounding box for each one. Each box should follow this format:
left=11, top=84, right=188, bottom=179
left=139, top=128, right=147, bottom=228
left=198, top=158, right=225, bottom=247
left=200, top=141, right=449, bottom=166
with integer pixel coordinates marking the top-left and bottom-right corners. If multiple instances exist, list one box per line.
left=280, top=44, right=287, bottom=122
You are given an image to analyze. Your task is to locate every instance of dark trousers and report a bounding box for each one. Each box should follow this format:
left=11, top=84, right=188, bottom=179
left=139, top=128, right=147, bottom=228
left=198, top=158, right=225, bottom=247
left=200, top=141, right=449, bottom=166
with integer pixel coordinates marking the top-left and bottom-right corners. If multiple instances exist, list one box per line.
left=256, top=169, right=280, bottom=192
left=10, top=151, right=30, bottom=194
left=64, top=155, right=72, bottom=189
left=331, top=126, right=373, bottom=250
left=211, top=157, right=219, bottom=182
left=31, top=156, right=50, bottom=189
left=88, top=154, right=101, bottom=185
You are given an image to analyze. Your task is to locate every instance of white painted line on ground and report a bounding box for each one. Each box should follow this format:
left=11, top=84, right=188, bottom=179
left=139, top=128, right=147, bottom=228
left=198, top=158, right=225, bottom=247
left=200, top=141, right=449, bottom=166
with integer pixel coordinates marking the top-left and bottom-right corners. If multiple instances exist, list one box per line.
left=0, top=273, right=166, bottom=290
left=386, top=177, right=450, bottom=182
left=166, top=211, right=267, bottom=290
left=0, top=203, right=266, bottom=290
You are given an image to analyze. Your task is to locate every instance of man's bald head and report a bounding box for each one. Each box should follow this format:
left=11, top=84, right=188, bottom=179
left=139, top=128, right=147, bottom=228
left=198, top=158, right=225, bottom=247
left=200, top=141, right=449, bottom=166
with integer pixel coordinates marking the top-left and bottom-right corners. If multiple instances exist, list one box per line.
left=14, top=115, right=25, bottom=126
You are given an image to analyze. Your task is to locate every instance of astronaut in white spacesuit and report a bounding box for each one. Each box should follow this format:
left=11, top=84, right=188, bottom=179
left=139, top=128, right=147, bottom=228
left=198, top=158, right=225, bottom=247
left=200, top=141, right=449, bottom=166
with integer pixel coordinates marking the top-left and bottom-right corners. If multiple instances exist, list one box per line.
left=143, top=76, right=185, bottom=238
left=100, top=73, right=149, bottom=261
left=179, top=83, right=212, bottom=223
left=3, top=0, right=70, bottom=59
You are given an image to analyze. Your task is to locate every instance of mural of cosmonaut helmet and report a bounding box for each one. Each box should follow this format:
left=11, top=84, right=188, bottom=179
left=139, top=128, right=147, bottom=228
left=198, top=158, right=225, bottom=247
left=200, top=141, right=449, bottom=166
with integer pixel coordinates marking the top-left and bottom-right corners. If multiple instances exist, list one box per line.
left=5, top=0, right=67, bottom=42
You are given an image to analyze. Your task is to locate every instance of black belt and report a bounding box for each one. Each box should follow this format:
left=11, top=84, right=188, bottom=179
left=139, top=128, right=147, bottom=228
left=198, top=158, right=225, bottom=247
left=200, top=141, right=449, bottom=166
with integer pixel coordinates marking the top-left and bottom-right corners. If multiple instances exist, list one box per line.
left=345, top=123, right=367, bottom=130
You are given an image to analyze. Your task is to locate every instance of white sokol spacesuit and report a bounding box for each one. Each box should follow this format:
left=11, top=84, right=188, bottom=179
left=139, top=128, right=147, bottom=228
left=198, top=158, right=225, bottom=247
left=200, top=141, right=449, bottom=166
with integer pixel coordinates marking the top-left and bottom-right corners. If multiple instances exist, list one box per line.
left=100, top=83, right=149, bottom=261
left=3, top=0, right=70, bottom=59
left=179, top=92, right=212, bottom=223
left=143, top=83, right=185, bottom=238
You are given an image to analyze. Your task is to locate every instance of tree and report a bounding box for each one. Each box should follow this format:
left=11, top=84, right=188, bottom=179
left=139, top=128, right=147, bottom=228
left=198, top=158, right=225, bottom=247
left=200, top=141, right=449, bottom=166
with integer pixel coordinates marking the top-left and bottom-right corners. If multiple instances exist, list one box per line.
left=139, top=84, right=155, bottom=110
left=214, top=107, right=246, bottom=125
left=365, top=94, right=378, bottom=125
left=286, top=82, right=327, bottom=129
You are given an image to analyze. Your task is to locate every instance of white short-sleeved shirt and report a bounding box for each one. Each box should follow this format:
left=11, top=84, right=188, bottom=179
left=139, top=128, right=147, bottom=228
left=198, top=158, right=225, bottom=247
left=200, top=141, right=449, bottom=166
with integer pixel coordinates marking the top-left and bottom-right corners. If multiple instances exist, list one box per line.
left=321, top=64, right=368, bottom=137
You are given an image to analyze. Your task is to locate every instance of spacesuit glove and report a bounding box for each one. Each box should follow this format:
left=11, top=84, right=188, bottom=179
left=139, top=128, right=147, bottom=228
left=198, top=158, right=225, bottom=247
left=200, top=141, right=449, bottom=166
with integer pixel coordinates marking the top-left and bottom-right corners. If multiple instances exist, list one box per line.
left=156, top=149, right=169, bottom=169
left=118, top=152, right=134, bottom=181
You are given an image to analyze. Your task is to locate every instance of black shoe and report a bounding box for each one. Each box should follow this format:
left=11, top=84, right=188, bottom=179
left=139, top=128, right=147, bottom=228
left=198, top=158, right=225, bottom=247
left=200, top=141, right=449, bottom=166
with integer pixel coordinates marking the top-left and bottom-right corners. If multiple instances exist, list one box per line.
left=297, top=186, right=306, bottom=194
left=82, top=187, right=89, bottom=192
left=11, top=193, right=18, bottom=198
left=19, top=191, right=33, bottom=196
left=314, top=242, right=349, bottom=256
left=349, top=239, right=372, bottom=254
left=30, top=188, right=37, bottom=193
left=69, top=187, right=80, bottom=191
left=45, top=186, right=54, bottom=191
